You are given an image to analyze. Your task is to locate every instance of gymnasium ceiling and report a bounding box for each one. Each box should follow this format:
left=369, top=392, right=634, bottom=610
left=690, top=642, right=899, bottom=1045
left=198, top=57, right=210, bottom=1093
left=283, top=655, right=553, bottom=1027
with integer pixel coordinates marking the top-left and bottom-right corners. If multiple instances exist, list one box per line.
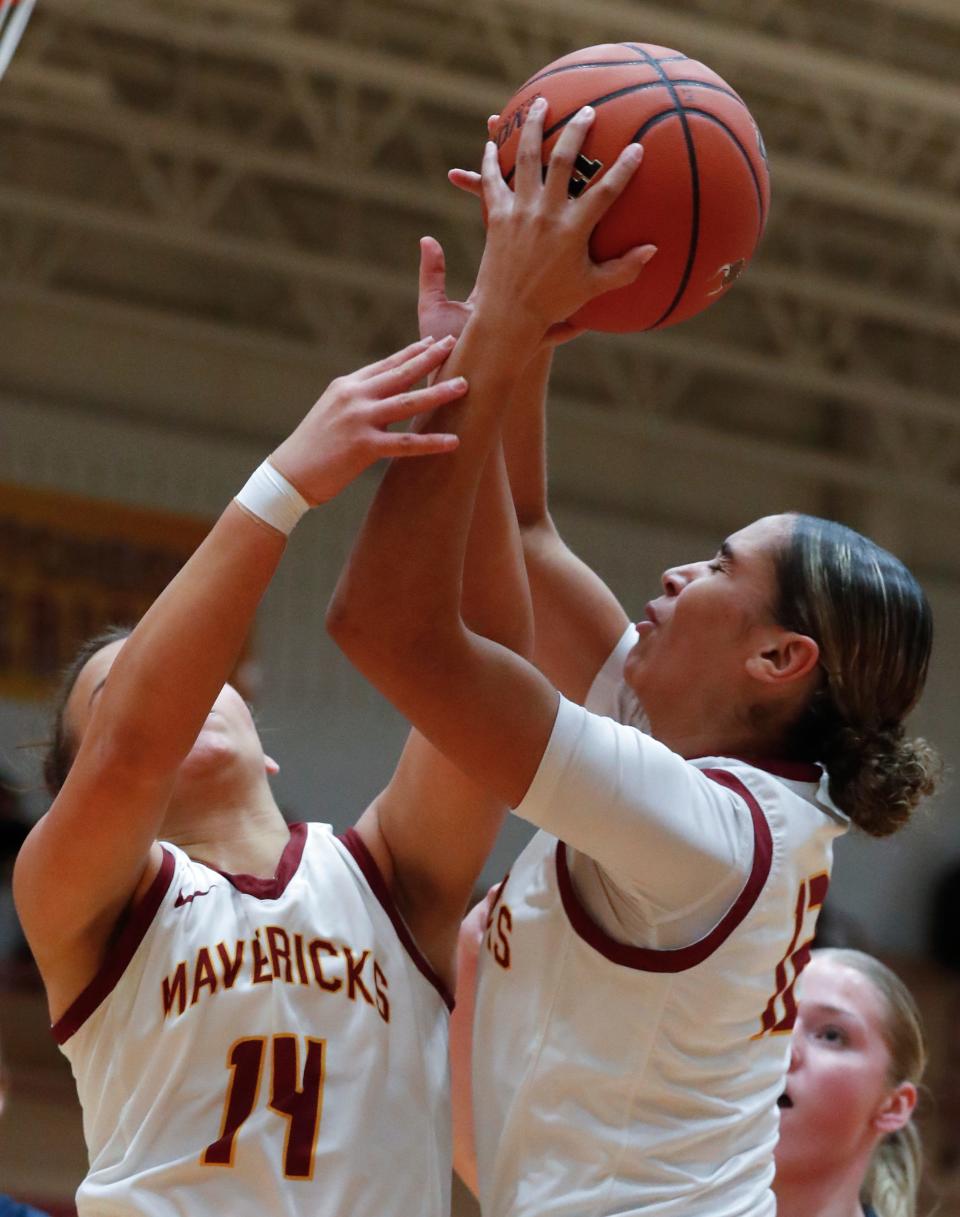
left=1, top=0, right=959, bottom=574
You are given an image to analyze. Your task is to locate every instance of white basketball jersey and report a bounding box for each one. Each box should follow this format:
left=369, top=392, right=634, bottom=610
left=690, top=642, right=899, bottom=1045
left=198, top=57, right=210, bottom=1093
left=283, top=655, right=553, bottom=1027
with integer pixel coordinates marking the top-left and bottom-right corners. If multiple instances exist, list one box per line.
left=55, top=823, right=452, bottom=1217
left=473, top=756, right=846, bottom=1217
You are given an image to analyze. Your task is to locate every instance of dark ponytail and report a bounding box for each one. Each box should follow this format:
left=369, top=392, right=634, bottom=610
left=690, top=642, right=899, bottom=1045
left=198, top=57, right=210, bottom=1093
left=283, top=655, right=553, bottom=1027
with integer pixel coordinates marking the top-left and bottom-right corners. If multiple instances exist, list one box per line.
left=775, top=516, right=940, bottom=835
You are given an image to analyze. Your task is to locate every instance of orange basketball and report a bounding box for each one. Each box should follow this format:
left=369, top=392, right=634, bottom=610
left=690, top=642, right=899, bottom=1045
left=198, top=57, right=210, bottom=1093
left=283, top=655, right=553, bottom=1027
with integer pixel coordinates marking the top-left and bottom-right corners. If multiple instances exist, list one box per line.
left=493, top=43, right=770, bottom=333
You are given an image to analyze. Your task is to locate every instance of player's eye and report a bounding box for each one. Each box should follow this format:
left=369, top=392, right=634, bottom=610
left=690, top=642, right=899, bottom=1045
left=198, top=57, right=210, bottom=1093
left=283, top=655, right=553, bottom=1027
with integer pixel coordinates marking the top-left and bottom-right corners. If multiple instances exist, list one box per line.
left=814, top=1024, right=848, bottom=1046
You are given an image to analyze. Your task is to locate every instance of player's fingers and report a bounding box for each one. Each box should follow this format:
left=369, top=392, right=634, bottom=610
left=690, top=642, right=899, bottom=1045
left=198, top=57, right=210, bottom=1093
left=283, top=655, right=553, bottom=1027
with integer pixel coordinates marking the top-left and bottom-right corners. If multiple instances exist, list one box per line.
left=448, top=168, right=483, bottom=198
left=376, top=430, right=460, bottom=458
left=513, top=96, right=547, bottom=198
left=418, top=236, right=448, bottom=310
left=580, top=142, right=644, bottom=228
left=353, top=335, right=438, bottom=381
left=486, top=114, right=500, bottom=138
left=593, top=243, right=658, bottom=293
left=542, top=105, right=595, bottom=208
left=374, top=375, right=468, bottom=426
left=367, top=333, right=457, bottom=394
left=479, top=138, right=511, bottom=212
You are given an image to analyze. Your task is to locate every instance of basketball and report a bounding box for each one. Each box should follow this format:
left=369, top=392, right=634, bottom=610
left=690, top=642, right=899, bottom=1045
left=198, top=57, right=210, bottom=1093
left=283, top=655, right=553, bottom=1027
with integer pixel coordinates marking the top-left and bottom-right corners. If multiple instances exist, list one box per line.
left=493, top=43, right=771, bottom=333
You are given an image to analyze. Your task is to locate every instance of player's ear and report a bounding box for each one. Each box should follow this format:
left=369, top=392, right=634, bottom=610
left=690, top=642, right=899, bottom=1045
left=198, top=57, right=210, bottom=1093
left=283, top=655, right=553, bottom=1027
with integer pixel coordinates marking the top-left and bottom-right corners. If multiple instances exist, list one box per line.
left=264, top=754, right=280, bottom=777
left=745, top=631, right=819, bottom=687
left=873, top=1081, right=917, bottom=1135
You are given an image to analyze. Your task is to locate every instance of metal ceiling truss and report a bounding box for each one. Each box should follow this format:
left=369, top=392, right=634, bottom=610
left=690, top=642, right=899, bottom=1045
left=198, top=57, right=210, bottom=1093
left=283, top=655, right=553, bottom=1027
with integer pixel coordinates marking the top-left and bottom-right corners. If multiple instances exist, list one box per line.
left=0, top=0, right=958, bottom=517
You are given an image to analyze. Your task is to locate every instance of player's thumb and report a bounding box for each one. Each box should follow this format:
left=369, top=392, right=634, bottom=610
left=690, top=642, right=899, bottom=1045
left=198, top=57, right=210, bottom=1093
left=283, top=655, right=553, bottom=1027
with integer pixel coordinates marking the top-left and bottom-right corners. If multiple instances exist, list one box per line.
left=595, top=243, right=658, bottom=292
left=418, top=236, right=447, bottom=308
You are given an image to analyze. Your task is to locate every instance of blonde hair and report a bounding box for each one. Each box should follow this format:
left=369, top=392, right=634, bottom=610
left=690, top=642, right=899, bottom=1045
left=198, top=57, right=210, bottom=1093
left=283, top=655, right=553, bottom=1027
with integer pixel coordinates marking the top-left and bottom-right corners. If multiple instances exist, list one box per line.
left=813, top=949, right=925, bottom=1217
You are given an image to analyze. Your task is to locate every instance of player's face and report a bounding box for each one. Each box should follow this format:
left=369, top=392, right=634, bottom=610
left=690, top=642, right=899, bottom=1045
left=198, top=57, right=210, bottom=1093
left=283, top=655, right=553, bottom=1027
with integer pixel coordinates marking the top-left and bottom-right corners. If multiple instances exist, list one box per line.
left=773, top=958, right=909, bottom=1179
left=623, top=514, right=790, bottom=723
left=64, top=639, right=274, bottom=786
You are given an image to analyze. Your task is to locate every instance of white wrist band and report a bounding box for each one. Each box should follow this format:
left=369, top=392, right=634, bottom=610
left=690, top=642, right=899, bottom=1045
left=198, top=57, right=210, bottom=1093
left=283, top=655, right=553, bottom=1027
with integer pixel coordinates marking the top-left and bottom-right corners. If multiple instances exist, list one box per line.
left=234, top=460, right=310, bottom=536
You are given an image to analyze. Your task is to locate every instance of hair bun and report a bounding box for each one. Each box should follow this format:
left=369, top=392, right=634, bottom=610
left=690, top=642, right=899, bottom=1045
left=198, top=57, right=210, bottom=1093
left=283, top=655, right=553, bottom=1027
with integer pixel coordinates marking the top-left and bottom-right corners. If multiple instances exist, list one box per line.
left=824, top=727, right=941, bottom=838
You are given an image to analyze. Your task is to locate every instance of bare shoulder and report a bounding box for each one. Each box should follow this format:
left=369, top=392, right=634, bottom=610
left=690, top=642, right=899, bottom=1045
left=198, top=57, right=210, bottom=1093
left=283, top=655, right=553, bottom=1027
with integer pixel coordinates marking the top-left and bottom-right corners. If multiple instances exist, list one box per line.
left=348, top=733, right=509, bottom=997
left=21, top=841, right=166, bottom=1026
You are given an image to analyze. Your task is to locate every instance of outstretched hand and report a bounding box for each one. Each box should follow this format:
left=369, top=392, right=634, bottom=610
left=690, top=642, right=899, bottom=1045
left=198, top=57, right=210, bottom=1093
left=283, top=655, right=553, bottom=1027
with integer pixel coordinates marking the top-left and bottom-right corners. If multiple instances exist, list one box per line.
left=418, top=236, right=475, bottom=346
left=446, top=116, right=587, bottom=348
left=466, top=100, right=656, bottom=339
left=270, top=336, right=465, bottom=505
left=421, top=231, right=585, bottom=350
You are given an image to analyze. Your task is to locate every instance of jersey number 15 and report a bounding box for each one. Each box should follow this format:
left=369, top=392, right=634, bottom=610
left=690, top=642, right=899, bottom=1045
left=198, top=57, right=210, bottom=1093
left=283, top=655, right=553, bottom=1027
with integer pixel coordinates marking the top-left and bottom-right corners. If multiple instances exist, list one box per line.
left=753, top=873, right=828, bottom=1038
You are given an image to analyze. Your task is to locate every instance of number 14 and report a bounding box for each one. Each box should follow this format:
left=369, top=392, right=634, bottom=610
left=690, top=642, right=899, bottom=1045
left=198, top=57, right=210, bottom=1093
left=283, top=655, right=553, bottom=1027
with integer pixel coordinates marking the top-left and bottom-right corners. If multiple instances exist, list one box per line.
left=203, top=1035, right=326, bottom=1180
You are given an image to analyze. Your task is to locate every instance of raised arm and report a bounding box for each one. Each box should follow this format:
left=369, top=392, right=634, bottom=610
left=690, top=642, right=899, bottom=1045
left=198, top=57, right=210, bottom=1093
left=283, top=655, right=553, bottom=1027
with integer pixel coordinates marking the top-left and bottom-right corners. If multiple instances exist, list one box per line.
left=351, top=435, right=534, bottom=986
left=14, top=339, right=466, bottom=1012
left=449, top=147, right=631, bottom=704
left=500, top=347, right=630, bottom=701
left=328, top=102, right=655, bottom=808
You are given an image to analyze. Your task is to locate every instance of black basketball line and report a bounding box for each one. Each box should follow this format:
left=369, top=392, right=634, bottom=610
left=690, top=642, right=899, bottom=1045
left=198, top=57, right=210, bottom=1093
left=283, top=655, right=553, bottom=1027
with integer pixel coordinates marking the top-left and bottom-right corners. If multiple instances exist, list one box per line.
left=622, top=41, right=748, bottom=111
left=521, top=57, right=700, bottom=92
left=617, top=47, right=689, bottom=64
left=627, top=108, right=766, bottom=244
left=501, top=78, right=748, bottom=185
left=675, top=108, right=768, bottom=232
left=521, top=52, right=689, bottom=92
left=622, top=44, right=700, bottom=328
left=630, top=107, right=684, bottom=139
left=520, top=74, right=743, bottom=110
left=498, top=64, right=767, bottom=328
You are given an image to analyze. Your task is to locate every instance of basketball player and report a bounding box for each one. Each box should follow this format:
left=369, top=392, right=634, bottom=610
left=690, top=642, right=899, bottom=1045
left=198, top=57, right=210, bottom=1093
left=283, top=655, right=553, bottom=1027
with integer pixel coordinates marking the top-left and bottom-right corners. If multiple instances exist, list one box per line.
left=774, top=950, right=924, bottom=1217
left=13, top=337, right=531, bottom=1215
left=328, top=101, right=939, bottom=1216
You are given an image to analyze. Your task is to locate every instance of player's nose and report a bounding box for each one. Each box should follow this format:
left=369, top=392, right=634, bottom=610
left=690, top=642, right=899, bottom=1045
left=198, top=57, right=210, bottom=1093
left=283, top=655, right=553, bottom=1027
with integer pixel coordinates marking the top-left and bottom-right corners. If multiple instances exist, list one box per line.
left=661, top=562, right=701, bottom=596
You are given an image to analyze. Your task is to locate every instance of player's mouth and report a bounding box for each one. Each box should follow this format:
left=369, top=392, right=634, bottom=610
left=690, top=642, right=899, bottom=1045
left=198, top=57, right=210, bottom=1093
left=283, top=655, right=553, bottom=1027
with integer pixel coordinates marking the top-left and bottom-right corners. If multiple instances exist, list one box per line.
left=777, top=1093, right=794, bottom=1109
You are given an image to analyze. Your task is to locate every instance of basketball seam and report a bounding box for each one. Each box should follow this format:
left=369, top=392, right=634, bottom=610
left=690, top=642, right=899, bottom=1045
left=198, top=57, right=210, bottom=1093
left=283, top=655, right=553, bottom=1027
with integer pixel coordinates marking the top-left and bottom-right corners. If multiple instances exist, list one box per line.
left=521, top=53, right=689, bottom=90
left=623, top=43, right=701, bottom=329
left=501, top=79, right=748, bottom=185
left=630, top=108, right=766, bottom=229
left=677, top=108, right=768, bottom=234
left=622, top=41, right=749, bottom=110
left=498, top=51, right=767, bottom=331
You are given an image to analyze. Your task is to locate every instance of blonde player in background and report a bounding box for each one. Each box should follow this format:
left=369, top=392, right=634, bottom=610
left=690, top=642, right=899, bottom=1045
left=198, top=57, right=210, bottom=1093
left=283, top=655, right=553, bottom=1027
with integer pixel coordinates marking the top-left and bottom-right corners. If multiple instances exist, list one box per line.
left=13, top=336, right=532, bottom=1216
left=454, top=941, right=927, bottom=1217
left=774, top=949, right=925, bottom=1217
left=328, top=102, right=939, bottom=1217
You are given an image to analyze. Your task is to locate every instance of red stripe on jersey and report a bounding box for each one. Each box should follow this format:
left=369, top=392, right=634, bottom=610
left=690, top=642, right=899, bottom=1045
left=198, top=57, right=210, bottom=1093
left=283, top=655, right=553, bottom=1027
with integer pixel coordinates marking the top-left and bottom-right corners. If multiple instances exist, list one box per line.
left=52, top=847, right=177, bottom=1044
left=555, top=769, right=773, bottom=972
left=338, top=828, right=455, bottom=1013
left=210, top=822, right=308, bottom=897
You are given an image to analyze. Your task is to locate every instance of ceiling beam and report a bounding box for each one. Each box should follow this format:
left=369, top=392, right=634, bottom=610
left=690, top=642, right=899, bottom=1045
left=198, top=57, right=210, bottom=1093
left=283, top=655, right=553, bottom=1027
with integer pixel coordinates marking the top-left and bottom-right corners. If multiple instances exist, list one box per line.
left=15, top=8, right=960, bottom=241
left=3, top=94, right=959, bottom=342
left=1, top=183, right=958, bottom=433
left=1, top=277, right=957, bottom=514
left=37, top=0, right=960, bottom=126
